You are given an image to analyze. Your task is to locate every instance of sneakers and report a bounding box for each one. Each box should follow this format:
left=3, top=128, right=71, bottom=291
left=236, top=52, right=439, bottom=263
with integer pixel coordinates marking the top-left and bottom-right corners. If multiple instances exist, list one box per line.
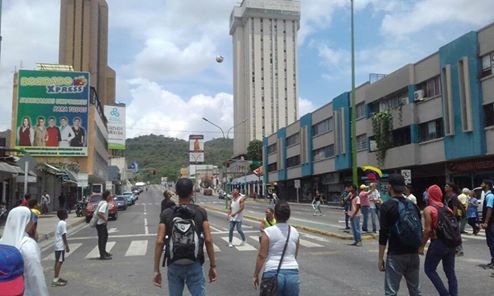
left=99, top=255, right=112, bottom=260
left=51, top=279, right=67, bottom=287
left=350, top=241, right=362, bottom=247
left=483, top=262, right=494, bottom=269
left=228, top=243, right=233, bottom=248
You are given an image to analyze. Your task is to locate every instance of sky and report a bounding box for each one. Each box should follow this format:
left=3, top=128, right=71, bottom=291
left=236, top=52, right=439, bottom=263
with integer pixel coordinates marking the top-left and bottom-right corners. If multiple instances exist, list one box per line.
left=1, top=0, right=494, bottom=140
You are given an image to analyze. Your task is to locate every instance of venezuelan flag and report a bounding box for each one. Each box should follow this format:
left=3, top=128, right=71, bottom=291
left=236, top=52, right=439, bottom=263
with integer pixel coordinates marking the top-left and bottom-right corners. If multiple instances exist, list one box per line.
left=361, top=165, right=383, bottom=180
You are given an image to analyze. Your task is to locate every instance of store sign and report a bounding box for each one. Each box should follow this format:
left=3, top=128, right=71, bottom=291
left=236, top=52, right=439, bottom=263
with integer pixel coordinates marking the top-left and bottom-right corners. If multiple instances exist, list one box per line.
left=447, top=157, right=494, bottom=173
left=104, top=105, right=126, bottom=150
left=401, top=169, right=412, bottom=185
left=189, top=135, right=204, bottom=164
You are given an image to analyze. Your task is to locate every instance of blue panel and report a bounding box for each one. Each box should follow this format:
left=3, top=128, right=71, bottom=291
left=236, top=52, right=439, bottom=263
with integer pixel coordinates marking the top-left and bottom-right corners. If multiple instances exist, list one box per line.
left=300, top=113, right=313, bottom=177
left=333, top=92, right=352, bottom=170
left=439, top=31, right=485, bottom=159
left=277, top=128, right=287, bottom=180
left=263, top=137, right=269, bottom=184
left=408, top=85, right=417, bottom=104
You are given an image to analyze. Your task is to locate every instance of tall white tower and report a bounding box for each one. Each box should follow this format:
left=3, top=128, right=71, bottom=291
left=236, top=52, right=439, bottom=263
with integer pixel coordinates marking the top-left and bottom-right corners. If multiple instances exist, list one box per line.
left=230, top=0, right=300, bottom=157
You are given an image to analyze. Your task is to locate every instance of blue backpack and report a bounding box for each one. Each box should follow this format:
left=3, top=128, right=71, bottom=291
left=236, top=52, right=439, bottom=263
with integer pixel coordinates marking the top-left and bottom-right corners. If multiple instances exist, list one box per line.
left=392, top=199, right=423, bottom=249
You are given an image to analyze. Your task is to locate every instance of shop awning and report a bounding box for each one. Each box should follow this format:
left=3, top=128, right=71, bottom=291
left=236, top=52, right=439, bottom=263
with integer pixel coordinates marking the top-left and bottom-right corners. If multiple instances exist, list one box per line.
left=0, top=162, right=21, bottom=174
left=43, top=163, right=78, bottom=183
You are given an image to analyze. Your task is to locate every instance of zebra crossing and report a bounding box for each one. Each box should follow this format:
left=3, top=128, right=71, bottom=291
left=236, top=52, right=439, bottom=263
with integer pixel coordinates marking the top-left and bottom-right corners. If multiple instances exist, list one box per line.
left=41, top=231, right=328, bottom=261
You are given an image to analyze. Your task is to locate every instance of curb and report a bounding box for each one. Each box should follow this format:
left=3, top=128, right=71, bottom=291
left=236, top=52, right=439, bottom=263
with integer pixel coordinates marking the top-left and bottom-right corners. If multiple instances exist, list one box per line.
left=37, top=216, right=86, bottom=244
left=200, top=204, right=377, bottom=241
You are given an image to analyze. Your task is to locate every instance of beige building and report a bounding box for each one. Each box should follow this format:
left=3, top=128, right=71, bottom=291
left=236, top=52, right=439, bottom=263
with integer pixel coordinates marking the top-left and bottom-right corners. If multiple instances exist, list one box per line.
left=59, top=0, right=116, bottom=106
left=230, top=0, right=300, bottom=157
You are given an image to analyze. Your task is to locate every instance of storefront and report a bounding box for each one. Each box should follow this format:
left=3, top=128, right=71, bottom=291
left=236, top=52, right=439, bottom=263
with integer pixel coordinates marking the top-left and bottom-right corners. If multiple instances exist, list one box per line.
left=447, top=156, right=494, bottom=190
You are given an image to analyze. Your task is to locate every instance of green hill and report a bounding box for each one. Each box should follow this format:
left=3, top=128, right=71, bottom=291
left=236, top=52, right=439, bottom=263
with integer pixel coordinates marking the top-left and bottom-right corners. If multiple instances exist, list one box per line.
left=124, top=135, right=233, bottom=183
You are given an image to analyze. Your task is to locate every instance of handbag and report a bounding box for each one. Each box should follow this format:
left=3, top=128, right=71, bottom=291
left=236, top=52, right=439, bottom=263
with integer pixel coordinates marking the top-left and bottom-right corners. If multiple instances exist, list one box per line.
left=89, top=201, right=101, bottom=228
left=259, top=225, right=291, bottom=296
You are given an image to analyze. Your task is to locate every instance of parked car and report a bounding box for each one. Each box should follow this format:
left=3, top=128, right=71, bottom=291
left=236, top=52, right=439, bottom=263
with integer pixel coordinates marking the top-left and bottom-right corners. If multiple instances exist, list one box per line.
left=124, top=194, right=134, bottom=206
left=114, top=195, right=128, bottom=211
left=85, top=194, right=118, bottom=223
left=132, top=189, right=140, bottom=200
left=123, top=192, right=136, bottom=205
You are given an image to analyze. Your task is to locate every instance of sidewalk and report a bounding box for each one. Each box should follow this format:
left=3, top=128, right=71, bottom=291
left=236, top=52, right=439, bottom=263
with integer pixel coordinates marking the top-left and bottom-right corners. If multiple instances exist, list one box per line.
left=201, top=198, right=378, bottom=241
left=0, top=211, right=86, bottom=243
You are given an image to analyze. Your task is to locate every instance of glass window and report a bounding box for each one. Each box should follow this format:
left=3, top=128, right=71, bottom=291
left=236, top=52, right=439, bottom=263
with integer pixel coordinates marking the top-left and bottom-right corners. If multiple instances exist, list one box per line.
left=419, top=119, right=444, bottom=142
left=312, top=145, right=335, bottom=161
left=267, top=163, right=277, bottom=172
left=286, top=155, right=300, bottom=168
left=391, top=126, right=411, bottom=147
left=418, top=76, right=441, bottom=98
left=267, top=144, right=276, bottom=154
left=312, top=118, right=334, bottom=136
left=481, top=53, right=493, bottom=78
left=356, top=103, right=365, bottom=119
left=484, top=103, right=494, bottom=127
left=286, top=133, right=300, bottom=147
left=356, top=134, right=367, bottom=151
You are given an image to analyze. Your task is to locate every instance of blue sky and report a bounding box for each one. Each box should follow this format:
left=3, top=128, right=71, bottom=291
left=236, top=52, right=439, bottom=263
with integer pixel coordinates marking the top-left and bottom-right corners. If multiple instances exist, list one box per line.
left=1, top=0, right=494, bottom=139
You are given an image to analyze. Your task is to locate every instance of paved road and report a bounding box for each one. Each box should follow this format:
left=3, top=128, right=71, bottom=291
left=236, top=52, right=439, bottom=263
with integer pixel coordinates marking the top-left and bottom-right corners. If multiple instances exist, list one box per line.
left=39, top=186, right=494, bottom=295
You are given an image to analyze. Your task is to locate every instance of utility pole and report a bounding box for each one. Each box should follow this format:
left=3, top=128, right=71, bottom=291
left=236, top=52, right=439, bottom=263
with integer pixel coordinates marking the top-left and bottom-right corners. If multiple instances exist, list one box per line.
left=350, top=0, right=358, bottom=186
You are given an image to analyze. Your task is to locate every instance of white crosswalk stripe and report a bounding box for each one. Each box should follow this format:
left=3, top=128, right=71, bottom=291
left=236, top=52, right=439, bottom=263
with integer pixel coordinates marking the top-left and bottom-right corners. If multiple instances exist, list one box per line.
left=298, top=239, right=323, bottom=248
left=221, top=236, right=257, bottom=251
left=125, top=240, right=148, bottom=256
left=43, top=243, right=82, bottom=261
left=85, top=241, right=116, bottom=259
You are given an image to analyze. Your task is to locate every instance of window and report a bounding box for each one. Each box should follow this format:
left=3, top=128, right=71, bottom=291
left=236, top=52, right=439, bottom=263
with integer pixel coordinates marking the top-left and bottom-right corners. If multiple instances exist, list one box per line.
left=391, top=126, right=411, bottom=147
left=481, top=52, right=494, bottom=78
left=286, top=155, right=300, bottom=168
left=267, top=144, right=276, bottom=155
left=418, top=119, right=444, bottom=142
left=312, top=118, right=334, bottom=136
left=286, top=133, right=300, bottom=147
left=484, top=103, right=494, bottom=127
left=356, top=103, right=365, bottom=119
left=356, top=134, right=367, bottom=151
left=313, top=145, right=335, bottom=161
left=369, top=88, right=408, bottom=114
left=267, top=163, right=277, bottom=172
left=417, top=76, right=441, bottom=98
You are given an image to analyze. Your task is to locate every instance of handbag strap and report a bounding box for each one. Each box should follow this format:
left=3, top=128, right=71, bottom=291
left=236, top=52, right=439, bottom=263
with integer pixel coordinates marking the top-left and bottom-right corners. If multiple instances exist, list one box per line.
left=276, top=225, right=291, bottom=275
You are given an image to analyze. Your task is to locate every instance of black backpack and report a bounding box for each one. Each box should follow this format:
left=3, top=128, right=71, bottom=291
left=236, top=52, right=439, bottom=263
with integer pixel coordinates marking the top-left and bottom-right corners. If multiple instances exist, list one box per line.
left=392, top=199, right=423, bottom=249
left=433, top=205, right=462, bottom=247
left=167, top=205, right=201, bottom=265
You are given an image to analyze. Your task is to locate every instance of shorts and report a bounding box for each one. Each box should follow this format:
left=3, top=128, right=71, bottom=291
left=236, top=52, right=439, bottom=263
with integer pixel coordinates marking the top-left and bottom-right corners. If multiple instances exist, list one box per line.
left=55, top=250, right=65, bottom=263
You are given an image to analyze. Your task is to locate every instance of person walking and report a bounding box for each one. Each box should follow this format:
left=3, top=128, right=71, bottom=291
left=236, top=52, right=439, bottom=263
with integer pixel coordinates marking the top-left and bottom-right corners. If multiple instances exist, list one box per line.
left=153, top=178, right=217, bottom=296
left=419, top=185, right=458, bottom=296
left=253, top=202, right=300, bottom=296
left=444, top=182, right=464, bottom=257
left=259, top=207, right=277, bottom=243
left=378, top=174, right=422, bottom=296
left=457, top=188, right=470, bottom=234
left=41, top=191, right=50, bottom=215
left=467, top=190, right=480, bottom=235
left=0, top=207, right=49, bottom=296
left=368, top=182, right=381, bottom=232
left=160, top=190, right=176, bottom=214
left=312, top=190, right=323, bottom=216
left=347, top=184, right=362, bottom=246
left=480, top=179, right=494, bottom=269
left=359, top=184, right=370, bottom=232
left=341, top=190, right=351, bottom=231
left=228, top=189, right=246, bottom=247
left=95, top=190, right=113, bottom=260
left=405, top=185, right=417, bottom=205
left=52, top=209, right=70, bottom=287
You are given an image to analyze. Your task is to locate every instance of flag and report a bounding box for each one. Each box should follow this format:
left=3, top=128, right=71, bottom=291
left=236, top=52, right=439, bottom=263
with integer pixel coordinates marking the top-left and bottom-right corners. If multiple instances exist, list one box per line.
left=361, top=165, right=383, bottom=180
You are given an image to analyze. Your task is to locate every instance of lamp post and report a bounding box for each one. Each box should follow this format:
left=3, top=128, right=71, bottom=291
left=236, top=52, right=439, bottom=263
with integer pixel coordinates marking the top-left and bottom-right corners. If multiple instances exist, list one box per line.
left=350, top=0, right=358, bottom=186
left=226, top=118, right=247, bottom=139
left=202, top=117, right=225, bottom=139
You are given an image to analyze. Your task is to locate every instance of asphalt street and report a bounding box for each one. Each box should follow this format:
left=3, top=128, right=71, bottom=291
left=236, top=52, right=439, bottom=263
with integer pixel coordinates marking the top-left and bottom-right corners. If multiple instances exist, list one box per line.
left=38, top=186, right=494, bottom=295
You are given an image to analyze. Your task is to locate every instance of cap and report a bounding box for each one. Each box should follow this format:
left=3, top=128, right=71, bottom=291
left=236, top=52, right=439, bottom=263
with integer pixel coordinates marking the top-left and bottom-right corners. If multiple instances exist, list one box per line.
left=388, top=174, right=406, bottom=192
left=0, top=244, right=24, bottom=296
left=359, top=184, right=368, bottom=190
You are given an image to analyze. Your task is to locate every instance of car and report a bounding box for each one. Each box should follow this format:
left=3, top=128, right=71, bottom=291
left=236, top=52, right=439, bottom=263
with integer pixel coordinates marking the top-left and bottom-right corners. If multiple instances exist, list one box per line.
left=132, top=189, right=140, bottom=200
left=85, top=194, right=118, bottom=223
left=124, top=194, right=134, bottom=206
left=114, top=195, right=128, bottom=211
left=122, top=192, right=136, bottom=205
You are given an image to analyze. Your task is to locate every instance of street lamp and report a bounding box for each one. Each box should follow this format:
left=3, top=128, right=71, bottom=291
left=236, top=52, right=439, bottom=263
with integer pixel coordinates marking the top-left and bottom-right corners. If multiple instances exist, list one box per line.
left=226, top=118, right=247, bottom=139
left=350, top=0, right=358, bottom=185
left=202, top=117, right=225, bottom=139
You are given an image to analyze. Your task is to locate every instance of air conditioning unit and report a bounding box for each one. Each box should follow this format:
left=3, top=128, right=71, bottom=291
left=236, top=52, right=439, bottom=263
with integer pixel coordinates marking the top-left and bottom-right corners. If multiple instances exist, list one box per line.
left=414, top=89, right=425, bottom=102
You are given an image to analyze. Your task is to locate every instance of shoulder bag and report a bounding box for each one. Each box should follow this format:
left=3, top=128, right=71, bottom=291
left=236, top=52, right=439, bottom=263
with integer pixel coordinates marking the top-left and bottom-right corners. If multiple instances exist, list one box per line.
left=259, top=225, right=291, bottom=296
left=89, top=201, right=102, bottom=228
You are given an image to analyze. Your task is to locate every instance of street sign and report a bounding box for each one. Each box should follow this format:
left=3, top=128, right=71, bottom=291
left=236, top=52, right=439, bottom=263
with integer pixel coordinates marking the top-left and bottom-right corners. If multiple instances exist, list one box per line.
left=294, top=179, right=300, bottom=189
left=401, top=169, right=412, bottom=185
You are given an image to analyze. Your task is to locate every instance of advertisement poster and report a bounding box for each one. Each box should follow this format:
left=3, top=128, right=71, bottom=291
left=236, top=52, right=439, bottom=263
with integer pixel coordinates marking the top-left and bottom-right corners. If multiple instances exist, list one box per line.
left=189, top=134, right=204, bottom=163
left=104, top=105, right=126, bottom=150
left=15, top=70, right=90, bottom=156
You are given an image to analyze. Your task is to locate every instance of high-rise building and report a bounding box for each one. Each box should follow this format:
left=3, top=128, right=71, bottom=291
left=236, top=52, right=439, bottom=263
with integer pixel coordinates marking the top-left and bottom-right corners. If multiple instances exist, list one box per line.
left=59, top=0, right=115, bottom=106
left=230, top=0, right=300, bottom=157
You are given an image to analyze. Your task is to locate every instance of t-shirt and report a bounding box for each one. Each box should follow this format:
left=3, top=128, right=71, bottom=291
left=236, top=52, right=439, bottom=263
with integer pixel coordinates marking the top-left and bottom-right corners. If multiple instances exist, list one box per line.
left=406, top=194, right=417, bottom=205
left=484, top=191, right=494, bottom=224
left=96, top=201, right=108, bottom=225
left=263, top=223, right=299, bottom=272
left=368, top=189, right=380, bottom=209
left=54, top=220, right=67, bottom=251
left=359, top=191, right=369, bottom=207
left=161, top=199, right=176, bottom=214
left=467, top=198, right=479, bottom=218
left=349, top=195, right=361, bottom=217
left=160, top=204, right=208, bottom=265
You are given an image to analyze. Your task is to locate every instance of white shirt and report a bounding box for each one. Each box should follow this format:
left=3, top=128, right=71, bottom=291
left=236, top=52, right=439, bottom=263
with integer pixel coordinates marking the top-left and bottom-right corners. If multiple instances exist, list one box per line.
left=41, top=194, right=50, bottom=204
left=20, top=236, right=49, bottom=296
left=406, top=194, right=417, bottom=205
left=230, top=197, right=243, bottom=222
left=263, top=223, right=299, bottom=272
left=55, top=220, right=67, bottom=251
left=60, top=125, right=75, bottom=147
left=368, top=189, right=380, bottom=209
left=96, top=200, right=108, bottom=225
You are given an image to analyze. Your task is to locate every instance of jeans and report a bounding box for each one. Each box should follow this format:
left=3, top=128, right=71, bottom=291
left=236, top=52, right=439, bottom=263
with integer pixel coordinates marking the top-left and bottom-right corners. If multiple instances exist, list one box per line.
left=486, top=223, right=494, bottom=263
left=369, top=207, right=379, bottom=232
left=262, top=269, right=299, bottom=296
left=167, top=262, right=205, bottom=296
left=350, top=216, right=361, bottom=242
left=228, top=220, right=245, bottom=243
left=459, top=217, right=468, bottom=233
left=361, top=206, right=369, bottom=231
left=467, top=217, right=480, bottom=234
left=424, top=239, right=458, bottom=296
left=385, top=253, right=422, bottom=296
left=96, top=223, right=108, bottom=258
left=344, top=203, right=350, bottom=228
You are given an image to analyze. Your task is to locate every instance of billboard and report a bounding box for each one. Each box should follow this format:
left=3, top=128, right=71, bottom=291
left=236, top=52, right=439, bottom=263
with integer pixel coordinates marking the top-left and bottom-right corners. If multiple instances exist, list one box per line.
left=15, top=70, right=90, bottom=156
left=104, top=105, right=126, bottom=150
left=189, top=134, right=204, bottom=164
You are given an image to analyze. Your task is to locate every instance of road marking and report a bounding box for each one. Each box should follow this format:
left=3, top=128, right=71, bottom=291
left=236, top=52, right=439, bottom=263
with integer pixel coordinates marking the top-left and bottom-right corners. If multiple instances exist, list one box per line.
left=290, top=217, right=342, bottom=229
left=209, top=225, right=223, bottom=232
left=85, top=241, right=116, bottom=259
left=211, top=230, right=258, bottom=235
left=144, top=218, right=149, bottom=235
left=69, top=233, right=156, bottom=240
left=108, top=228, right=118, bottom=233
left=302, top=233, right=330, bottom=243
left=144, top=204, right=147, bottom=214
left=125, top=240, right=148, bottom=256
left=43, top=243, right=82, bottom=261
left=460, top=258, right=488, bottom=264
left=309, top=251, right=339, bottom=256
left=221, top=237, right=257, bottom=251
left=298, top=239, right=323, bottom=248
left=204, top=243, right=221, bottom=253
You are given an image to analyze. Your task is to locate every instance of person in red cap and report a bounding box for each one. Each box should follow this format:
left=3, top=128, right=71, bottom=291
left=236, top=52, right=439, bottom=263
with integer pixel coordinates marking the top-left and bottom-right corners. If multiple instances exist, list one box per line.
left=419, top=184, right=459, bottom=296
left=0, top=244, right=24, bottom=296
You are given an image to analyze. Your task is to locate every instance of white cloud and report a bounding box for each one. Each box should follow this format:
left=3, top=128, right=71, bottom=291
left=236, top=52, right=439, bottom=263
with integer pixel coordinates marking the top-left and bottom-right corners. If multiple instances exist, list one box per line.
left=299, top=97, right=316, bottom=118
left=125, top=79, right=233, bottom=140
left=381, top=0, right=494, bottom=37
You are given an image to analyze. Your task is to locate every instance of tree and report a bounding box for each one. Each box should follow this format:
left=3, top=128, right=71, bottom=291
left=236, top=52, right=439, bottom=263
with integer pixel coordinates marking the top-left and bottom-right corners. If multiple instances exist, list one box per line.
left=247, top=140, right=263, bottom=171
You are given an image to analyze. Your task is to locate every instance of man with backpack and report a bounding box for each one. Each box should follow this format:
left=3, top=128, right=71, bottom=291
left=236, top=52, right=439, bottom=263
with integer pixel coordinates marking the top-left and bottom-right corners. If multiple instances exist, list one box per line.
left=153, top=178, right=217, bottom=296
left=444, top=182, right=465, bottom=256
left=480, top=179, right=494, bottom=270
left=378, top=174, right=422, bottom=296
left=419, top=184, right=460, bottom=296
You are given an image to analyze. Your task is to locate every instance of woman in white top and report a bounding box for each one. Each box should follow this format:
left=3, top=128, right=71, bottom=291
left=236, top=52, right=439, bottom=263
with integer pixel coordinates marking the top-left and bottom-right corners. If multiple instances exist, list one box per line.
left=0, top=206, right=48, bottom=296
left=253, top=202, right=300, bottom=296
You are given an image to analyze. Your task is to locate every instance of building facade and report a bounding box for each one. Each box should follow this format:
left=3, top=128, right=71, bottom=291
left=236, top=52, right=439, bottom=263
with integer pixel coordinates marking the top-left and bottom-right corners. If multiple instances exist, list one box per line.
left=230, top=0, right=300, bottom=157
left=263, top=23, right=494, bottom=205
